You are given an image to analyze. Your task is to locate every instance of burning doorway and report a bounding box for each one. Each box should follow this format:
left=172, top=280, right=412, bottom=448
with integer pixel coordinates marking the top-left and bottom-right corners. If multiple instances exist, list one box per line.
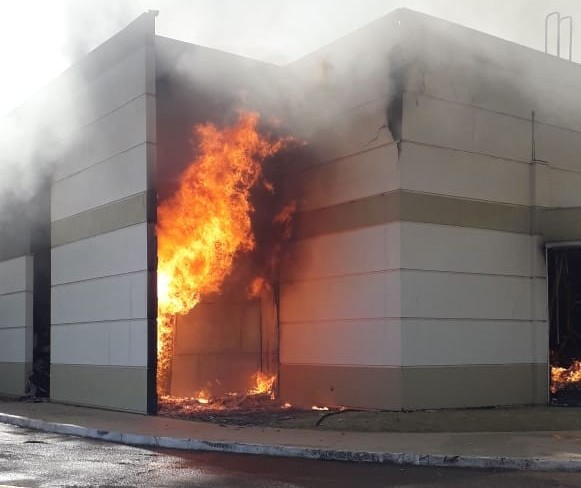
left=156, top=112, right=295, bottom=412
left=548, top=246, right=581, bottom=405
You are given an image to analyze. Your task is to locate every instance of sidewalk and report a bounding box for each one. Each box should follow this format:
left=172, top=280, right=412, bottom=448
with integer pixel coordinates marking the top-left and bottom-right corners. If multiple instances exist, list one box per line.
left=0, top=400, right=580, bottom=471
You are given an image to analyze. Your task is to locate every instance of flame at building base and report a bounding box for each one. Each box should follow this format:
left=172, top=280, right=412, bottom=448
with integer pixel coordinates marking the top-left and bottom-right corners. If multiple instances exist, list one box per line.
left=156, top=112, right=292, bottom=400
left=159, top=371, right=278, bottom=412
left=551, top=360, right=581, bottom=394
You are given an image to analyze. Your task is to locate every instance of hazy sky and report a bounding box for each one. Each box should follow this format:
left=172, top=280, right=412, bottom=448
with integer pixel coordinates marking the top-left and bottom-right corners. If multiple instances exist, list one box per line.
left=1, top=0, right=580, bottom=116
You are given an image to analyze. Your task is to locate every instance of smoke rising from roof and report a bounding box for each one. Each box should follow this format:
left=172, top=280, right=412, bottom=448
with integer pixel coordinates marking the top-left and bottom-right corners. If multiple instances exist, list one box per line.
left=1, top=0, right=580, bottom=248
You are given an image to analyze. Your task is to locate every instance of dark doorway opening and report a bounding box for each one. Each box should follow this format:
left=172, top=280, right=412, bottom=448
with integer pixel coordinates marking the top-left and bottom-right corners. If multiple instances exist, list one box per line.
left=547, top=246, right=581, bottom=406
left=27, top=186, right=51, bottom=398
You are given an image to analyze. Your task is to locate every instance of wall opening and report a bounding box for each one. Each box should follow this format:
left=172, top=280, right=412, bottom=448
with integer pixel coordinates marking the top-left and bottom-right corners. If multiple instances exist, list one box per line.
left=547, top=246, right=581, bottom=405
left=28, top=184, right=51, bottom=398
left=155, top=106, right=295, bottom=416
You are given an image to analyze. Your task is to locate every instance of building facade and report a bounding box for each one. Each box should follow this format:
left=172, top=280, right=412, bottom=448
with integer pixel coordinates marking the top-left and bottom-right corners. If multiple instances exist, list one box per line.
left=1, top=9, right=580, bottom=411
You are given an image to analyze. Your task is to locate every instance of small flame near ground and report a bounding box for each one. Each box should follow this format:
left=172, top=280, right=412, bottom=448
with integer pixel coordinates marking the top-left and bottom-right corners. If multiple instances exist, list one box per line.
left=159, top=371, right=278, bottom=412
left=156, top=111, right=291, bottom=399
left=551, top=360, right=581, bottom=394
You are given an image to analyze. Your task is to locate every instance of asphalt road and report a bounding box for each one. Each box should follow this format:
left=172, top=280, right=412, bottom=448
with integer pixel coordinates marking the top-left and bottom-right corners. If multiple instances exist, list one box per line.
left=0, top=423, right=580, bottom=487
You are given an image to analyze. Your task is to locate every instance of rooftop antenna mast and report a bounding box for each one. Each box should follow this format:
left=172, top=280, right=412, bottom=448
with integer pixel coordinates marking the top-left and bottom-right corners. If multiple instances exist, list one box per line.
left=545, top=11, right=573, bottom=61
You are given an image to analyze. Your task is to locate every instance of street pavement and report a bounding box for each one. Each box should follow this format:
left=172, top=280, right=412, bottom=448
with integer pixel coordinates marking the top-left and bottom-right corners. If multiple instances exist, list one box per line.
left=1, top=401, right=581, bottom=471
left=1, top=423, right=581, bottom=487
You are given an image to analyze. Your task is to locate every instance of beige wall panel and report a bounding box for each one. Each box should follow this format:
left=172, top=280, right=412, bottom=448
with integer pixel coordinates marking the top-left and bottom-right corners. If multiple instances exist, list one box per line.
left=286, top=144, right=399, bottom=212
left=401, top=270, right=546, bottom=321
left=52, top=193, right=148, bottom=247
left=399, top=142, right=530, bottom=206
left=402, top=319, right=548, bottom=366
left=280, top=319, right=401, bottom=366
left=51, top=320, right=147, bottom=367
left=52, top=144, right=149, bottom=221
left=536, top=123, right=581, bottom=172
left=280, top=364, right=402, bottom=409
left=280, top=271, right=401, bottom=323
left=282, top=224, right=399, bottom=282
left=0, top=362, right=30, bottom=396
left=401, top=363, right=547, bottom=409
left=540, top=207, right=581, bottom=242
left=51, top=364, right=148, bottom=413
left=403, top=93, right=530, bottom=162
left=399, top=222, right=545, bottom=277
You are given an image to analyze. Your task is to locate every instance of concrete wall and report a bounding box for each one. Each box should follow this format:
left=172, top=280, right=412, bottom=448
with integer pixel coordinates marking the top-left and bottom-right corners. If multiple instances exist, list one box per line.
left=50, top=13, right=157, bottom=413
left=0, top=256, right=33, bottom=396
left=170, top=299, right=262, bottom=396
left=278, top=53, right=403, bottom=407
left=397, top=90, right=548, bottom=407
left=276, top=8, right=581, bottom=409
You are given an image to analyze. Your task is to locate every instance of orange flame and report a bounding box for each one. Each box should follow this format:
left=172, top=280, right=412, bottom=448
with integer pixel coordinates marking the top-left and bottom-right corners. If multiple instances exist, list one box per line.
left=156, top=112, right=289, bottom=396
left=551, top=360, right=581, bottom=394
left=247, top=371, right=277, bottom=399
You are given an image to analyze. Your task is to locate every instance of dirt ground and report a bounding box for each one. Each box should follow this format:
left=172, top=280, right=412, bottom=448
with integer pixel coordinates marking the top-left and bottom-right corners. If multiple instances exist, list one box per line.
left=158, top=405, right=581, bottom=432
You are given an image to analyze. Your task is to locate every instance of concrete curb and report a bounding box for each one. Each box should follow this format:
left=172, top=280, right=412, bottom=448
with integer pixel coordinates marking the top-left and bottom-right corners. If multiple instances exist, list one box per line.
left=0, top=412, right=580, bottom=471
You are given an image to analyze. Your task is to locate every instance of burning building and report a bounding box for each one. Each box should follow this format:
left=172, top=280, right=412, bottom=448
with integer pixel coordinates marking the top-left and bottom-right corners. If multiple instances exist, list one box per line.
left=1, top=9, right=581, bottom=412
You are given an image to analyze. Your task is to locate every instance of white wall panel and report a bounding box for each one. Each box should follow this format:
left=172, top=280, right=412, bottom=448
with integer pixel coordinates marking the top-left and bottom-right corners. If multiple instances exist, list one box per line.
left=52, top=144, right=149, bottom=221
left=472, top=108, right=531, bottom=162
left=401, top=270, right=546, bottom=321
left=0, top=328, right=29, bottom=362
left=399, top=223, right=545, bottom=277
left=306, top=98, right=395, bottom=165
left=0, top=256, right=32, bottom=295
left=54, top=94, right=151, bottom=183
left=287, top=145, right=399, bottom=212
left=402, top=319, right=548, bottom=366
left=72, top=46, right=150, bottom=127
left=52, top=223, right=148, bottom=285
left=399, top=142, right=530, bottom=206
left=280, top=271, right=401, bottom=323
left=282, top=224, right=399, bottom=282
left=536, top=123, right=581, bottom=172
left=403, top=93, right=530, bottom=162
left=52, top=271, right=148, bottom=324
left=403, top=93, right=474, bottom=153
left=550, top=168, right=581, bottom=208
left=0, top=292, right=32, bottom=329
left=51, top=320, right=147, bottom=367
left=281, top=319, right=401, bottom=366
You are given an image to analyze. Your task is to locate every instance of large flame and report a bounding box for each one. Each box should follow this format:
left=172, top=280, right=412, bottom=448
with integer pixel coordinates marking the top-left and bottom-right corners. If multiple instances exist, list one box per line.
left=156, top=112, right=288, bottom=395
